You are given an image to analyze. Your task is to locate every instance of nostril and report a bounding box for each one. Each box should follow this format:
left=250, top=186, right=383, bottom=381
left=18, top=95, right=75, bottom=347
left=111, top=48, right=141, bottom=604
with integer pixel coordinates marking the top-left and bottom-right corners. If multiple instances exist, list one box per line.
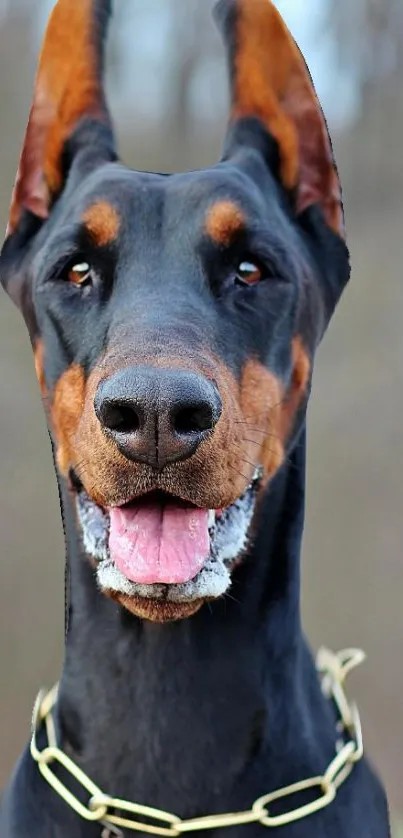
left=94, top=369, right=222, bottom=466
left=173, top=402, right=216, bottom=436
left=100, top=401, right=141, bottom=434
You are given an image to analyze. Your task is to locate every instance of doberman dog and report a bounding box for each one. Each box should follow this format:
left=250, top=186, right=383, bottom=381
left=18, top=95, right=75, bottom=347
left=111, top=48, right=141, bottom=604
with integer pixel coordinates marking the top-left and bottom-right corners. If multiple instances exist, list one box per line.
left=0, top=0, right=391, bottom=836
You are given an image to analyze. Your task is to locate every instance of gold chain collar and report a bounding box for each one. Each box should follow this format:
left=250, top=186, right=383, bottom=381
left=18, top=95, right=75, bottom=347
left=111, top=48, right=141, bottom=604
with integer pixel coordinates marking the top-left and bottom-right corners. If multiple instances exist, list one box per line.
left=30, top=647, right=365, bottom=836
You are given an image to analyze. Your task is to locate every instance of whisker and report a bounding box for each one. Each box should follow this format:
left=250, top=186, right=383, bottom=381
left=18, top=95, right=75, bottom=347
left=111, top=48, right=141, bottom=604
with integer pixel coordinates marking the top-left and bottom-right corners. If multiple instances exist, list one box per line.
left=224, top=591, right=242, bottom=606
left=240, top=433, right=282, bottom=444
left=231, top=452, right=257, bottom=470
left=225, top=463, right=252, bottom=483
left=236, top=397, right=287, bottom=423
left=236, top=426, right=282, bottom=440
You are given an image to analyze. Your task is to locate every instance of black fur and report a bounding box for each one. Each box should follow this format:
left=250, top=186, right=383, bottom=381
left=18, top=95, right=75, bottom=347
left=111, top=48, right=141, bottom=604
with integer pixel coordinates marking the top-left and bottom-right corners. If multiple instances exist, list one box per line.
left=0, top=1, right=390, bottom=835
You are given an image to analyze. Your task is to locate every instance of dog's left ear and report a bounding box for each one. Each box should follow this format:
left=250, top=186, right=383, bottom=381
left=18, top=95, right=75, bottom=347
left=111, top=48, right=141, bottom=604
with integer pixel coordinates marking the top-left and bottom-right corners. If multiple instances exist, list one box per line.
left=215, top=0, right=344, bottom=239
left=3, top=0, right=114, bottom=245
left=1, top=0, right=115, bottom=321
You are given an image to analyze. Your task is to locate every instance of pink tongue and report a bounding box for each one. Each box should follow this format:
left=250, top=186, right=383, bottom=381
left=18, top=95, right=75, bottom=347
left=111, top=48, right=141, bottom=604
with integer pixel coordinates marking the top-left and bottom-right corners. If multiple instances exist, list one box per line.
left=108, top=499, right=210, bottom=585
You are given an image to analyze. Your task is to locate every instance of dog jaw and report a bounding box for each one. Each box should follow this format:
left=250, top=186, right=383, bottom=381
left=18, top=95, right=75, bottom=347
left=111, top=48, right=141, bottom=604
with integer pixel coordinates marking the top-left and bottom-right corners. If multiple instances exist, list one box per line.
left=75, top=469, right=261, bottom=621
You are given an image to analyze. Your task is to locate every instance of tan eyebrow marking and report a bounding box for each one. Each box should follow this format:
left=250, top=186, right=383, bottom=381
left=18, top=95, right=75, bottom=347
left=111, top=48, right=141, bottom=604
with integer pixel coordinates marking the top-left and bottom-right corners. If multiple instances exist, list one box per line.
left=82, top=200, right=121, bottom=247
left=205, top=200, right=246, bottom=246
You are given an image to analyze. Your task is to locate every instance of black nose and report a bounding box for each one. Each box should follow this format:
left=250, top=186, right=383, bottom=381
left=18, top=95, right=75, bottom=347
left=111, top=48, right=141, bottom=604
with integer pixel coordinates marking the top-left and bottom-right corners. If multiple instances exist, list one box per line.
left=94, top=366, right=222, bottom=469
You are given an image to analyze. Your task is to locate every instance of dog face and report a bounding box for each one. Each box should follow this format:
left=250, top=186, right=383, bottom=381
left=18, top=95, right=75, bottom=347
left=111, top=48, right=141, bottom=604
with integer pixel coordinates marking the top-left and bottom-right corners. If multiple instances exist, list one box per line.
left=0, top=0, right=349, bottom=622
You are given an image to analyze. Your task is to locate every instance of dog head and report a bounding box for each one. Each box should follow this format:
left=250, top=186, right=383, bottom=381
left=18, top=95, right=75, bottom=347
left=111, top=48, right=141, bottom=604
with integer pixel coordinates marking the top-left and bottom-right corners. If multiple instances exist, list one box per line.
left=0, top=0, right=349, bottom=622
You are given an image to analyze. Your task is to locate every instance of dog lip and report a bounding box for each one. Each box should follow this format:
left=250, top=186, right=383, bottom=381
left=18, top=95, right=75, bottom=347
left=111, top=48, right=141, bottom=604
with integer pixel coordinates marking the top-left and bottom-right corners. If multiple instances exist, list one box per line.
left=74, top=467, right=264, bottom=515
left=75, top=467, right=264, bottom=522
left=79, top=486, right=231, bottom=516
left=113, top=490, right=202, bottom=511
left=68, top=467, right=84, bottom=493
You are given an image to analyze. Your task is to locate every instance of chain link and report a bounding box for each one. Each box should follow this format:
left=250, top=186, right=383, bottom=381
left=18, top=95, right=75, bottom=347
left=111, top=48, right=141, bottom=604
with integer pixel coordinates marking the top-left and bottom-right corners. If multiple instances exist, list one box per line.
left=30, top=648, right=365, bottom=834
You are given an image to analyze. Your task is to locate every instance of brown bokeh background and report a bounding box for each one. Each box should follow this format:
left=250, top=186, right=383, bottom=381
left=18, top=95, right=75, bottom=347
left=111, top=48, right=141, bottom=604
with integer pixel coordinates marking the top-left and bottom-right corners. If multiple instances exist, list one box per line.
left=0, top=0, right=402, bottom=826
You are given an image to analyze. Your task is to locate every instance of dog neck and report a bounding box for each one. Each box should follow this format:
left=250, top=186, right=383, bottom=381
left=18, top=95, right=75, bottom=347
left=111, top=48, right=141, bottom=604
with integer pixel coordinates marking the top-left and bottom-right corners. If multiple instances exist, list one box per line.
left=57, top=428, right=336, bottom=819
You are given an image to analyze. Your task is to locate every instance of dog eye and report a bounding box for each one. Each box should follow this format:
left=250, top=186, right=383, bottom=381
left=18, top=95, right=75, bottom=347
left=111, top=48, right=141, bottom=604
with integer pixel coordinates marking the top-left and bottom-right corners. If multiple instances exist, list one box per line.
left=235, top=260, right=262, bottom=286
left=66, top=261, right=93, bottom=287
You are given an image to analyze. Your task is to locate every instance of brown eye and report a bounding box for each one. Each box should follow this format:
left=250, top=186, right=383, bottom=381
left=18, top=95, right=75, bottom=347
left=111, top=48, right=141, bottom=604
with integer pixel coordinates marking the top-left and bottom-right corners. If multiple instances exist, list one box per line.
left=67, top=261, right=93, bottom=286
left=235, top=260, right=262, bottom=286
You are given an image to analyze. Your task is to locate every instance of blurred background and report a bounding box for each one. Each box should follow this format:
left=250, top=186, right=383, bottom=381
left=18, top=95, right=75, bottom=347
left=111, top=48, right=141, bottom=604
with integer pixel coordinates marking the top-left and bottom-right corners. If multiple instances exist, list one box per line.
left=0, top=0, right=402, bottom=828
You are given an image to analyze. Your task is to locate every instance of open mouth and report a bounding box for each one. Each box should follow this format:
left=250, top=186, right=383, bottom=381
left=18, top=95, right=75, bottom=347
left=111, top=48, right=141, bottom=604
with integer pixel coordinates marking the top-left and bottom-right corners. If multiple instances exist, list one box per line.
left=75, top=468, right=262, bottom=608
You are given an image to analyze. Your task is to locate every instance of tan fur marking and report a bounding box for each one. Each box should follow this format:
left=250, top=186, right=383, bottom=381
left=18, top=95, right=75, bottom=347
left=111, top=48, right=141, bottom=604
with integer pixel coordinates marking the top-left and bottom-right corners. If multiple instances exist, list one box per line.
left=240, top=359, right=285, bottom=482
left=109, top=593, right=203, bottom=623
left=282, top=336, right=310, bottom=438
left=83, top=201, right=120, bottom=247
left=48, top=341, right=309, bottom=513
left=239, top=339, right=310, bottom=484
left=51, top=364, right=86, bottom=476
left=34, top=339, right=47, bottom=401
left=205, top=201, right=245, bottom=246
left=51, top=340, right=307, bottom=536
left=51, top=349, right=252, bottom=511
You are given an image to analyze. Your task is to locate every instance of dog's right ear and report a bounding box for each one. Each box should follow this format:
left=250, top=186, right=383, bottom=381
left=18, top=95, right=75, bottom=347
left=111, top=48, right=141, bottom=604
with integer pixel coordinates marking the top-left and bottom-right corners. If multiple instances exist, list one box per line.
left=1, top=0, right=115, bottom=308
left=215, top=0, right=344, bottom=240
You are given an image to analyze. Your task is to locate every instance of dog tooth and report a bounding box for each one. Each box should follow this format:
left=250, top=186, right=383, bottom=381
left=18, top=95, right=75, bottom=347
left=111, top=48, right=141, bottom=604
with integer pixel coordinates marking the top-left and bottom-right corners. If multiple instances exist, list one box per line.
left=208, top=509, right=215, bottom=529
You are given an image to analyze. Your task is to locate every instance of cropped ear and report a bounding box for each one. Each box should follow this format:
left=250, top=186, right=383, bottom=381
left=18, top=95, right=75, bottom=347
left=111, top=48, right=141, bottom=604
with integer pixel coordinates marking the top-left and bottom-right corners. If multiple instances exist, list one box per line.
left=6, top=0, right=115, bottom=239
left=215, top=0, right=344, bottom=239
